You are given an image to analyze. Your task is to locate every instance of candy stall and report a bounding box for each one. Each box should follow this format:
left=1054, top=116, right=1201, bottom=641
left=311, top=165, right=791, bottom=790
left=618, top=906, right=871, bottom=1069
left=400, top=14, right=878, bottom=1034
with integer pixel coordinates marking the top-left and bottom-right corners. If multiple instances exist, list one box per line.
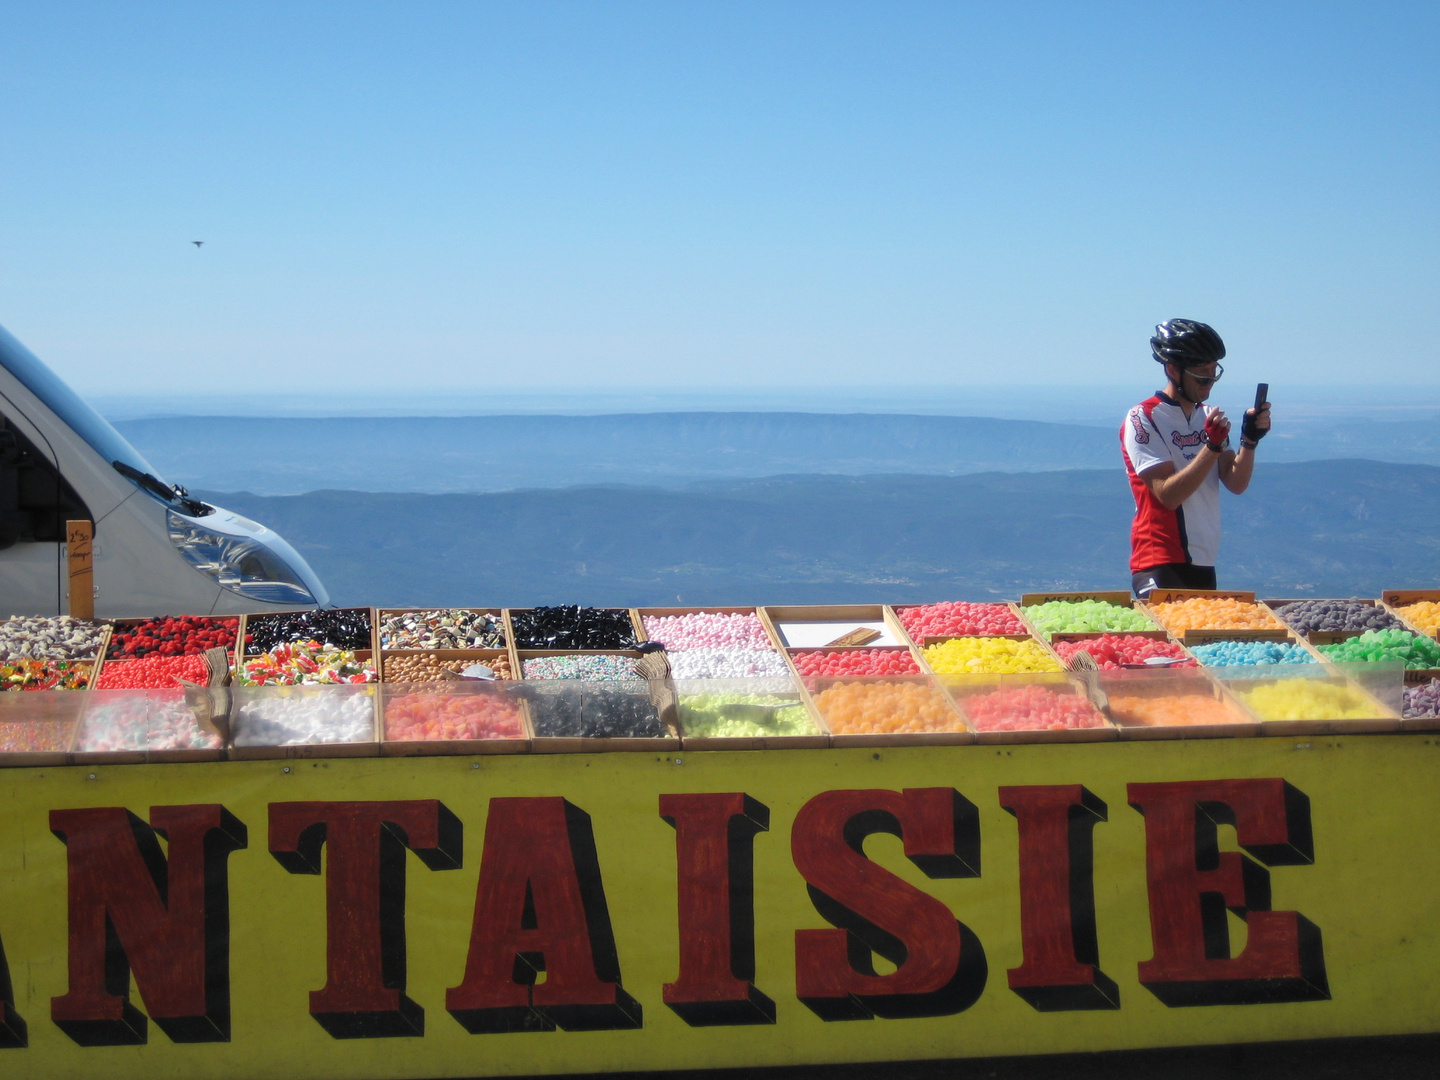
left=1, top=591, right=1439, bottom=1080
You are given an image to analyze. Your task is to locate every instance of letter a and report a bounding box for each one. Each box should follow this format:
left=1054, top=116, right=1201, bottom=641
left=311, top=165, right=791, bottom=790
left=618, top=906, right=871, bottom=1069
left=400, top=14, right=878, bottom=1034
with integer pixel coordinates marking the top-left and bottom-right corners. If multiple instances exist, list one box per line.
left=447, top=797, right=642, bottom=1033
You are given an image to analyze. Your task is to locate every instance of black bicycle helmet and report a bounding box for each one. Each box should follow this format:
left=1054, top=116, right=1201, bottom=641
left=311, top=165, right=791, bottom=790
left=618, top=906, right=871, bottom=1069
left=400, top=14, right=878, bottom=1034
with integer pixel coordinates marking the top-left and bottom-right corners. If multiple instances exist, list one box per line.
left=1151, top=319, right=1225, bottom=367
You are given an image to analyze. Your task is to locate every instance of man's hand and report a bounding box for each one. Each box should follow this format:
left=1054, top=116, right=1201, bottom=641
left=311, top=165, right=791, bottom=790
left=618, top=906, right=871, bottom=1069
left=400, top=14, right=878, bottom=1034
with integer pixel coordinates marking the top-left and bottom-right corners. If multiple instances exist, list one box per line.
left=1203, top=409, right=1230, bottom=452
left=1241, top=402, right=1271, bottom=446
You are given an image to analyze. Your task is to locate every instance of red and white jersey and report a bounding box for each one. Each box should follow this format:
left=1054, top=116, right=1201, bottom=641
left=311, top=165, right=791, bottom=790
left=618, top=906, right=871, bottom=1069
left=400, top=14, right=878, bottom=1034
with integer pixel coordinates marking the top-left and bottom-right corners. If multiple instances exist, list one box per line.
left=1120, top=391, right=1229, bottom=571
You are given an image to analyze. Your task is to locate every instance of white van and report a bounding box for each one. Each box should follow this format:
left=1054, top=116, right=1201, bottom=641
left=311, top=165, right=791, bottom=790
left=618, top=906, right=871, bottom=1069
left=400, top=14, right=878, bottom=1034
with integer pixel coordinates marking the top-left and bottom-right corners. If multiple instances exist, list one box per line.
left=0, top=322, right=329, bottom=618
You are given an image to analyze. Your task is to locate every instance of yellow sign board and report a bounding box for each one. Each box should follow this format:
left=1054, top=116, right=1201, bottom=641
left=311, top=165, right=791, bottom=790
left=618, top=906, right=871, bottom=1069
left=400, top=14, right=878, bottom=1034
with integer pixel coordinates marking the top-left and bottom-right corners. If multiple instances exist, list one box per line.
left=2, top=735, right=1439, bottom=1078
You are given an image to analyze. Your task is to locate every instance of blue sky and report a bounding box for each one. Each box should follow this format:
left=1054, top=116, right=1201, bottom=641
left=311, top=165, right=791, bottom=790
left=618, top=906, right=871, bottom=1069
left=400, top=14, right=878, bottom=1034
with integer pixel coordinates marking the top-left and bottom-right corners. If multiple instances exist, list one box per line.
left=1, top=1, right=1436, bottom=398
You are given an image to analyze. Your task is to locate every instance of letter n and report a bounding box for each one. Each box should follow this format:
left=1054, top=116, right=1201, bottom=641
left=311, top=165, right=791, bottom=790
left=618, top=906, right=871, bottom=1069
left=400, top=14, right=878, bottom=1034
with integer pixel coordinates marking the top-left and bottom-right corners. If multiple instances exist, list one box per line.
left=660, top=792, right=774, bottom=1025
left=1000, top=784, right=1118, bottom=1010
left=792, top=788, right=987, bottom=1021
left=447, top=797, right=642, bottom=1033
left=50, top=805, right=247, bottom=1046
left=1129, top=779, right=1328, bottom=1006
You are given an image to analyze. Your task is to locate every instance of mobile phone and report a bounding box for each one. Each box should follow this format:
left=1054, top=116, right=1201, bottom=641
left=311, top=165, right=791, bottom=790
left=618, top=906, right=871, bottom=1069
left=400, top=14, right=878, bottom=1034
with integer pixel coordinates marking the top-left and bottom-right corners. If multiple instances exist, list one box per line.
left=1254, top=383, right=1269, bottom=411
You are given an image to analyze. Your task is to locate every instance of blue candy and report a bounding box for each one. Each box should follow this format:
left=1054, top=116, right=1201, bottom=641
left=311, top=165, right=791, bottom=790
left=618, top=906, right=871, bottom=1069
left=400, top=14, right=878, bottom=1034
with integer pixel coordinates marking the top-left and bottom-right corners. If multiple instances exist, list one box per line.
left=1190, top=640, right=1316, bottom=667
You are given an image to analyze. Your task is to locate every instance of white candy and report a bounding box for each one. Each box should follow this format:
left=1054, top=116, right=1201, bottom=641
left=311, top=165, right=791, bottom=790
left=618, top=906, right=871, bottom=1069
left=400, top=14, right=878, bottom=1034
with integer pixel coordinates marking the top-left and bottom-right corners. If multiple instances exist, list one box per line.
left=0, top=615, right=109, bottom=661
left=668, top=648, right=790, bottom=680
left=234, top=689, right=376, bottom=745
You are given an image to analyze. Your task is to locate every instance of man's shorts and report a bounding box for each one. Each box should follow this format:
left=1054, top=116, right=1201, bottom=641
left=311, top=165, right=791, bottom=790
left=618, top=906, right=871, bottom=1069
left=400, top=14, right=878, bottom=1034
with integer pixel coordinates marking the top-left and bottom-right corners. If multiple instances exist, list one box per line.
left=1131, top=563, right=1217, bottom=598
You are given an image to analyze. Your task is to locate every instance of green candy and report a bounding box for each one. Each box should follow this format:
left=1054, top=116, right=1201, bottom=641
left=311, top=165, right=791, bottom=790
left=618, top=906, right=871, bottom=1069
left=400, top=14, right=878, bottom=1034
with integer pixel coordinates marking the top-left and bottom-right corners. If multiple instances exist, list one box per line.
left=1022, top=599, right=1154, bottom=639
left=677, top=692, right=817, bottom=738
left=1319, top=629, right=1440, bottom=670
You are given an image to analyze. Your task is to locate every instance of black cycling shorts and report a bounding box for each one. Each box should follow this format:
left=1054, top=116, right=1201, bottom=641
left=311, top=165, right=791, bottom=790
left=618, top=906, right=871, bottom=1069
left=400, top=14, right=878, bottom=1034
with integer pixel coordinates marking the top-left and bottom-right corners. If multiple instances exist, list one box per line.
left=1131, top=563, right=1217, bottom=598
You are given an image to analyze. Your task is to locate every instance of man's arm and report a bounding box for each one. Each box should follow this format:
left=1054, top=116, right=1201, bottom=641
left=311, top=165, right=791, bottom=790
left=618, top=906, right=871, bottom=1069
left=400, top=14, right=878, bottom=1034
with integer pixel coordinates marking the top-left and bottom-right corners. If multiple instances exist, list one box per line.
left=1141, top=447, right=1223, bottom=510
left=1219, top=445, right=1254, bottom=493
left=1219, top=404, right=1269, bottom=494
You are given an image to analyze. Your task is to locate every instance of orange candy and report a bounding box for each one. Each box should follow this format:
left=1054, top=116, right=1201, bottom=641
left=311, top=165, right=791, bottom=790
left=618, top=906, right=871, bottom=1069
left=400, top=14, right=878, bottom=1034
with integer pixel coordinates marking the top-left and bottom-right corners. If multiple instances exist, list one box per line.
left=1106, top=691, right=1250, bottom=727
left=811, top=680, right=963, bottom=735
left=384, top=692, right=525, bottom=741
left=1147, top=597, right=1283, bottom=633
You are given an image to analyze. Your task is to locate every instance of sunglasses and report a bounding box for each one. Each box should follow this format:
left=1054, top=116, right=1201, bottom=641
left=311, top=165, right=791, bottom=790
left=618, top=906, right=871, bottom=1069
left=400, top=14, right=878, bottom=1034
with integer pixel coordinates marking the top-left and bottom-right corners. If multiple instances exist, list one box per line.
left=1182, top=363, right=1224, bottom=385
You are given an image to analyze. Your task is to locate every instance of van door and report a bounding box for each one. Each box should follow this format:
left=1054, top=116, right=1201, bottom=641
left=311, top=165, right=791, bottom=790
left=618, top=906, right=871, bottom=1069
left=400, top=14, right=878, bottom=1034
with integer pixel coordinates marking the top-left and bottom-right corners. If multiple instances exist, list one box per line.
left=0, top=398, right=89, bottom=617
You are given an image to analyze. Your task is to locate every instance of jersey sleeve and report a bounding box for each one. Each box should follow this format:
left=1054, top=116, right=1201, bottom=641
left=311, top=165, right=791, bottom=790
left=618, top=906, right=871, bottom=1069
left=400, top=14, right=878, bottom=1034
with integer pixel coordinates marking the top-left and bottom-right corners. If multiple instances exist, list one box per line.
left=1122, top=405, right=1170, bottom=475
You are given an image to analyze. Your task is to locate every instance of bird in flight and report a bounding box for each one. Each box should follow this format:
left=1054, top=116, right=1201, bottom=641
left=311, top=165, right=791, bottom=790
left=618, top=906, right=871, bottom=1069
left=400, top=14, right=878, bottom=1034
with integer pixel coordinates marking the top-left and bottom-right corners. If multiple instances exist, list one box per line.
left=192, top=240, right=204, bottom=248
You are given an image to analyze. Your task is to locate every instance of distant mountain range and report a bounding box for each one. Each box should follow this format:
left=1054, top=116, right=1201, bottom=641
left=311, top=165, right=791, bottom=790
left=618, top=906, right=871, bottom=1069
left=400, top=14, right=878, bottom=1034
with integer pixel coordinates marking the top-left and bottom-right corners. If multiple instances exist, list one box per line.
left=198, top=459, right=1440, bottom=607
left=123, top=412, right=1440, bottom=496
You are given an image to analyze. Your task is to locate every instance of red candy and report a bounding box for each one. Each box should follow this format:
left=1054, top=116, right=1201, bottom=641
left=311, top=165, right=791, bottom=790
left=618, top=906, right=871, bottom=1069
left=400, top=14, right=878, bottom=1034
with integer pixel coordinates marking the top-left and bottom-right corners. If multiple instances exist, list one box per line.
left=96, top=654, right=210, bottom=689
left=959, top=684, right=1107, bottom=731
left=107, top=616, right=239, bottom=660
left=896, top=602, right=1025, bottom=640
left=1051, top=634, right=1194, bottom=671
left=789, top=648, right=920, bottom=677
left=385, top=692, right=525, bottom=741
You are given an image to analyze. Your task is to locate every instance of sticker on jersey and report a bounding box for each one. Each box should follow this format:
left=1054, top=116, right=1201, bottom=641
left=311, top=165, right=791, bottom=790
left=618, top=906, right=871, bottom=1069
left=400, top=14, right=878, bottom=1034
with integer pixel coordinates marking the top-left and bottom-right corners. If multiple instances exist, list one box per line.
left=1129, top=410, right=1150, bottom=443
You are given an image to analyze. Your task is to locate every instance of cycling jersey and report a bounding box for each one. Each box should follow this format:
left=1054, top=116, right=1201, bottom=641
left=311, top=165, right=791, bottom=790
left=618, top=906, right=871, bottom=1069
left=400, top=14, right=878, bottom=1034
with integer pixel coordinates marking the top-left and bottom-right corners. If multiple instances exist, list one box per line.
left=1120, top=390, right=1229, bottom=573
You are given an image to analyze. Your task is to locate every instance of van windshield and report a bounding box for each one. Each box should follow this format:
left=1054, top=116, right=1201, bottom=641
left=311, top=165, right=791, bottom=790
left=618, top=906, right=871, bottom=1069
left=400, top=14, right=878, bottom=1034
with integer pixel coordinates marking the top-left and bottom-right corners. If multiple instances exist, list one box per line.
left=0, top=323, right=182, bottom=505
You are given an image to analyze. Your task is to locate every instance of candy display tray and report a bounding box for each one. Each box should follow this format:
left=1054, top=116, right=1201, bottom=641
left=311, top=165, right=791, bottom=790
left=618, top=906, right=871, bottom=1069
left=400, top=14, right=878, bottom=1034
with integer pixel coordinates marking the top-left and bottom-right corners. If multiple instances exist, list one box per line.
left=911, top=634, right=1066, bottom=682
left=1260, top=598, right=1396, bottom=644
left=102, top=618, right=232, bottom=662
left=378, top=683, right=534, bottom=757
left=1098, top=670, right=1261, bottom=741
left=521, top=669, right=681, bottom=753
left=891, top=602, right=1031, bottom=644
left=1016, top=593, right=1163, bottom=639
left=798, top=674, right=974, bottom=748
left=2, top=624, right=112, bottom=673
left=70, top=687, right=228, bottom=766
left=377, top=607, right=510, bottom=651
left=238, top=608, right=379, bottom=659
left=673, top=678, right=829, bottom=751
left=379, top=648, right=517, bottom=683
left=940, top=673, right=1119, bottom=745
left=635, top=606, right=786, bottom=651
left=503, top=608, right=648, bottom=651
left=226, top=684, right=381, bottom=760
left=1218, top=673, right=1402, bottom=736
left=759, top=605, right=913, bottom=650
left=0, top=690, right=87, bottom=766
left=784, top=646, right=924, bottom=680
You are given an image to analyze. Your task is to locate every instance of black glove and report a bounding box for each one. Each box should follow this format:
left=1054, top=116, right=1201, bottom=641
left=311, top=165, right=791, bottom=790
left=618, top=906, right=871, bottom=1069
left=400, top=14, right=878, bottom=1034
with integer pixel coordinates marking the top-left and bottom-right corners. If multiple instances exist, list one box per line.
left=1241, top=404, right=1270, bottom=446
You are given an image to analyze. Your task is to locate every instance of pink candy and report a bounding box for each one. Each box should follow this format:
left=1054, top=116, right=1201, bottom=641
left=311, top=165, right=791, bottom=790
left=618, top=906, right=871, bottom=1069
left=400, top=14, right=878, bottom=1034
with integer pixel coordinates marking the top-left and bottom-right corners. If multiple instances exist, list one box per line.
left=642, top=612, right=775, bottom=652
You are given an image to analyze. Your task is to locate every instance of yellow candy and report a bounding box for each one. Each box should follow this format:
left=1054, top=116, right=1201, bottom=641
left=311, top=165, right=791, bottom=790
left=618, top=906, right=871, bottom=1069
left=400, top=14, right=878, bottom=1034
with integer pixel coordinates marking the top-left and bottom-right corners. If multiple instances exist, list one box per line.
left=1397, top=601, right=1440, bottom=636
left=1234, top=680, right=1380, bottom=721
left=923, top=636, right=1061, bottom=675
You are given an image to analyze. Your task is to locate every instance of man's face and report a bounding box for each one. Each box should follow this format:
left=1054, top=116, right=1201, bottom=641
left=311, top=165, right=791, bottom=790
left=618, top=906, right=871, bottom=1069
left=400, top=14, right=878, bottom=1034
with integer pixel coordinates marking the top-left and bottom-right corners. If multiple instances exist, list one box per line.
left=1171, top=362, right=1218, bottom=402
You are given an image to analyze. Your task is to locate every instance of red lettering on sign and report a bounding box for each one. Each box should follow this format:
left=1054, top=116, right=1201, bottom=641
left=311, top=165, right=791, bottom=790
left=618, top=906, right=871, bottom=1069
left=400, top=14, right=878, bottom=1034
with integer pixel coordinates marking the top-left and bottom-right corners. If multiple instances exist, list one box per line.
left=0, top=932, right=26, bottom=1048
left=1128, top=779, right=1328, bottom=1005
left=447, top=797, right=642, bottom=1033
left=792, top=788, right=986, bottom=1020
left=660, top=792, right=774, bottom=1026
left=49, top=805, right=247, bottom=1046
left=999, top=785, right=1117, bottom=1011
left=268, top=800, right=463, bottom=1038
